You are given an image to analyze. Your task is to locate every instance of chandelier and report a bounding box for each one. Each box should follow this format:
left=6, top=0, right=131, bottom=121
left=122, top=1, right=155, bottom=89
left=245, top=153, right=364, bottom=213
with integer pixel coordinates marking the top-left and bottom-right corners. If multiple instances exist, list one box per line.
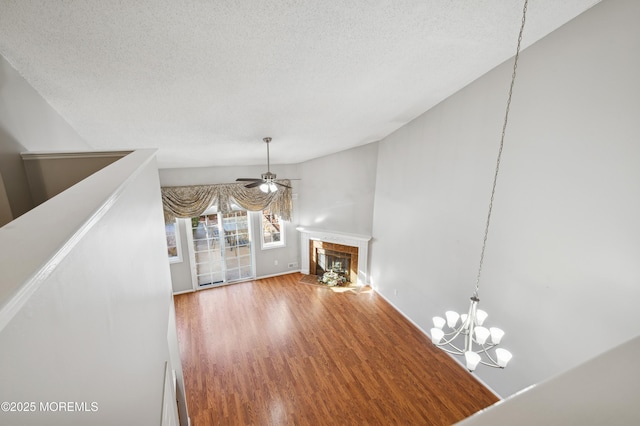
left=430, top=0, right=530, bottom=371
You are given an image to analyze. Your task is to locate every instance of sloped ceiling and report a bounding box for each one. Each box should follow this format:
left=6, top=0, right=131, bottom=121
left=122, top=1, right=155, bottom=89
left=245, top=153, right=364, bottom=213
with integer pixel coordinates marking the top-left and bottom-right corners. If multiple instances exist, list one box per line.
left=0, top=0, right=600, bottom=168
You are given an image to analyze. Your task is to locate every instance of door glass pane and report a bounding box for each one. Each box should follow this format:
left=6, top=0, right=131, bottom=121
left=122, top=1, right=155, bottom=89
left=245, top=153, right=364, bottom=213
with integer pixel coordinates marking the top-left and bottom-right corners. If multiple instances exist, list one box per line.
left=221, top=210, right=251, bottom=283
left=192, top=214, right=224, bottom=287
left=191, top=209, right=253, bottom=288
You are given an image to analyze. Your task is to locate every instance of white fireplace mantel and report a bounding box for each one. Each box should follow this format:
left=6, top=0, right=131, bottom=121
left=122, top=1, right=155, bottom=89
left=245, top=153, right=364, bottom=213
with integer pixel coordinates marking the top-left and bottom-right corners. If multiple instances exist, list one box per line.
left=297, top=226, right=372, bottom=285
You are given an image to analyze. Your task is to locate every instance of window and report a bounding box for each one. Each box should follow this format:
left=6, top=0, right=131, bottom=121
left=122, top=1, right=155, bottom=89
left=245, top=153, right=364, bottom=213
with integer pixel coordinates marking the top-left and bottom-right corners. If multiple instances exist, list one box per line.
left=261, top=208, right=285, bottom=249
left=165, top=220, right=182, bottom=263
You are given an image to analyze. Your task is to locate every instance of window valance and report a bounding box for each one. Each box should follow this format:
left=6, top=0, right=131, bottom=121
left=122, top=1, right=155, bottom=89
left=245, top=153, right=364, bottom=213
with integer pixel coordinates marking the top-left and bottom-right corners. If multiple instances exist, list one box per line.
left=161, top=180, right=292, bottom=222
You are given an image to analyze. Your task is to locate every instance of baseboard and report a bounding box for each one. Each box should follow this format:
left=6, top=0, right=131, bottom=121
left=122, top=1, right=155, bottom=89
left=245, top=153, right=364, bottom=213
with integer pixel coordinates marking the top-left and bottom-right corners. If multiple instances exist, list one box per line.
left=172, top=271, right=302, bottom=294
left=172, top=289, right=194, bottom=295
left=255, top=270, right=301, bottom=280
left=371, top=287, right=503, bottom=400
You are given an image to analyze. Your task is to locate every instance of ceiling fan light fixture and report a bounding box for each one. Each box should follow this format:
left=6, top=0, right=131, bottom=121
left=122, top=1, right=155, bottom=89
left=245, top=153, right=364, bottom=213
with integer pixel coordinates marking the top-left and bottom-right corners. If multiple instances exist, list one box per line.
left=236, top=137, right=295, bottom=191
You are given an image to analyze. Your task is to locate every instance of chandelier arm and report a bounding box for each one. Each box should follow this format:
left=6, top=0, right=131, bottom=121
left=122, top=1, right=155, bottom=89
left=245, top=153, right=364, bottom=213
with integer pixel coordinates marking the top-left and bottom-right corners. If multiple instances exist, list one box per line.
left=440, top=327, right=467, bottom=337
left=436, top=326, right=467, bottom=346
left=474, top=342, right=501, bottom=366
left=473, top=0, right=528, bottom=298
left=437, top=344, right=465, bottom=356
left=469, top=336, right=497, bottom=350
left=479, top=360, right=502, bottom=369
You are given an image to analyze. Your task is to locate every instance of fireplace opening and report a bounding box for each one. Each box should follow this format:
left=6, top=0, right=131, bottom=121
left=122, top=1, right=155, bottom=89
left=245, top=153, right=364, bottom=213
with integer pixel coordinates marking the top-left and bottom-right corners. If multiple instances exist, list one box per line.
left=309, top=240, right=358, bottom=284
left=316, top=249, right=351, bottom=279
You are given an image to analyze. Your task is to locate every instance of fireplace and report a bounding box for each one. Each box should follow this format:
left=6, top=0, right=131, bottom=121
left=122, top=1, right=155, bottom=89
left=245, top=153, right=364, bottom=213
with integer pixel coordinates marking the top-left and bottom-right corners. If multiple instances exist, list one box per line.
left=310, top=241, right=358, bottom=283
left=297, top=227, right=371, bottom=285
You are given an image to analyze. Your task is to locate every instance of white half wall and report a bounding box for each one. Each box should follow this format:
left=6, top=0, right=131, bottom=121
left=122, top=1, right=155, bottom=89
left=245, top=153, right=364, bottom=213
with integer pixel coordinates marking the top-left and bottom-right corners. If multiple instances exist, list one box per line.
left=371, top=0, right=640, bottom=398
left=457, top=336, right=640, bottom=425
left=0, top=150, right=185, bottom=425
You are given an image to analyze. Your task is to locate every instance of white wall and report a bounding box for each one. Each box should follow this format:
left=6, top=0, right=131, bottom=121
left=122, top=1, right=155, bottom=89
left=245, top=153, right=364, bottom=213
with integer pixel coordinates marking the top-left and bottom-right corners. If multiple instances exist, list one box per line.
left=0, top=150, right=185, bottom=425
left=168, top=218, right=196, bottom=293
left=297, top=142, right=378, bottom=236
left=371, top=0, right=640, bottom=398
left=0, top=54, right=89, bottom=152
left=0, top=172, right=12, bottom=226
left=0, top=54, right=91, bottom=218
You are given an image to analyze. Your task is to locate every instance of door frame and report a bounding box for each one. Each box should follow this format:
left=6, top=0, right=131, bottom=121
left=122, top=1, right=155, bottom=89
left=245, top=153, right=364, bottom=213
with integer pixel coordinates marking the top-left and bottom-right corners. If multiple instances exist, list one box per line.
left=184, top=211, right=255, bottom=291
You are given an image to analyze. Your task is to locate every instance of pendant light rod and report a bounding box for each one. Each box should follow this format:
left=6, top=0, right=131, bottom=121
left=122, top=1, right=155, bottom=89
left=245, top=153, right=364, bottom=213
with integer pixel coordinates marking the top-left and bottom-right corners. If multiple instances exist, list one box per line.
left=264, top=137, right=272, bottom=173
left=473, top=0, right=528, bottom=299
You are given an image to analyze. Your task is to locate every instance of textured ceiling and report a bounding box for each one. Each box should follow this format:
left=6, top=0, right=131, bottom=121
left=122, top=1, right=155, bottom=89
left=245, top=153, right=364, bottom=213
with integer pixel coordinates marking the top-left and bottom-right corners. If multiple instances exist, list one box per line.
left=0, top=0, right=600, bottom=168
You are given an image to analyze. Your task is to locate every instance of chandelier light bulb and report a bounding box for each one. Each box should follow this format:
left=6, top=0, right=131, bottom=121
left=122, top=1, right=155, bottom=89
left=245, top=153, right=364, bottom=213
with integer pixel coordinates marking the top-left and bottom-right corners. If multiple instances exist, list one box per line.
left=430, top=328, right=444, bottom=344
left=432, top=316, right=446, bottom=330
left=460, top=314, right=468, bottom=325
left=259, top=183, right=269, bottom=193
left=474, top=326, right=490, bottom=345
left=476, top=309, right=488, bottom=325
left=465, top=351, right=481, bottom=371
left=490, top=327, right=505, bottom=344
left=445, top=311, right=459, bottom=328
left=269, top=183, right=278, bottom=192
left=495, top=348, right=513, bottom=368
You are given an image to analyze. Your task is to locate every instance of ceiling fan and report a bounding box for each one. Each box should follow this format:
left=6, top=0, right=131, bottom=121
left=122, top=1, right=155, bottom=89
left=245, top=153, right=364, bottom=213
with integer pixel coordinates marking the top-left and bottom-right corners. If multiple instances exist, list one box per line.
left=236, top=137, right=293, bottom=192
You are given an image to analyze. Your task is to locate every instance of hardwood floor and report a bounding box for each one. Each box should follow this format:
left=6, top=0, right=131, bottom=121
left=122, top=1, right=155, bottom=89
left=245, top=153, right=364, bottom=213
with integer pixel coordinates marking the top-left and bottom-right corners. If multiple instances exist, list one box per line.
left=174, top=273, right=498, bottom=425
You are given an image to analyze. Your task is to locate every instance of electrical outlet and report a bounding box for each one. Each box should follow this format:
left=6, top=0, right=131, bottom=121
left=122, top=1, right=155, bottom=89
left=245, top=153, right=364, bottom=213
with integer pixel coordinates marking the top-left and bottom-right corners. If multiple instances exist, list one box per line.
left=288, top=262, right=298, bottom=268
left=274, top=260, right=278, bottom=266
left=394, top=288, right=398, bottom=295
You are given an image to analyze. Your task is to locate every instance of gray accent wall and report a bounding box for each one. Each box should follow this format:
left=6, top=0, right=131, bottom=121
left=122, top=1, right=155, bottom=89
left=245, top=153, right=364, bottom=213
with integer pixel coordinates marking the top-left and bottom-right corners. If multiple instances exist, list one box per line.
left=370, top=0, right=640, bottom=398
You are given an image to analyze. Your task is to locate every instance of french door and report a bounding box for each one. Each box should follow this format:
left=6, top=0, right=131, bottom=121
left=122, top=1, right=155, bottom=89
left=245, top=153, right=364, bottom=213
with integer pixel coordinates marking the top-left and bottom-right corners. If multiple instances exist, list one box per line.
left=187, top=209, right=254, bottom=289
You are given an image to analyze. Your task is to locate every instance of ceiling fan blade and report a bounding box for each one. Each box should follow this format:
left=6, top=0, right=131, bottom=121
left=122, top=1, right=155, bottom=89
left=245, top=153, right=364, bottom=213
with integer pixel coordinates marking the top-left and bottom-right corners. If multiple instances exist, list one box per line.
left=236, top=178, right=261, bottom=182
left=245, top=181, right=263, bottom=189
left=275, top=181, right=292, bottom=189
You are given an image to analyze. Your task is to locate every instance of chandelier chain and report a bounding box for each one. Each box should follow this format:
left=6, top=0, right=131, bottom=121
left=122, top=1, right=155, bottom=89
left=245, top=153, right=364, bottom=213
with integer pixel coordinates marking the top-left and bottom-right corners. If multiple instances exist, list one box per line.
left=474, top=0, right=528, bottom=298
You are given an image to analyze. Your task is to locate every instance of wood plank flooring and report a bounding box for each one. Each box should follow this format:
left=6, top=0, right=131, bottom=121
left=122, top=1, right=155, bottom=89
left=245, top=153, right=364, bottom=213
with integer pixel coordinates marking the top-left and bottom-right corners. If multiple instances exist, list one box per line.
left=174, top=273, right=498, bottom=425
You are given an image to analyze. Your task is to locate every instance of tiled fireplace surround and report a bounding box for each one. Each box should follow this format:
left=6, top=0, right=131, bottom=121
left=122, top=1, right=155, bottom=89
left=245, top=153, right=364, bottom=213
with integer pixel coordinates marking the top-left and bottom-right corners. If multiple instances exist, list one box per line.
left=297, top=227, right=372, bottom=285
